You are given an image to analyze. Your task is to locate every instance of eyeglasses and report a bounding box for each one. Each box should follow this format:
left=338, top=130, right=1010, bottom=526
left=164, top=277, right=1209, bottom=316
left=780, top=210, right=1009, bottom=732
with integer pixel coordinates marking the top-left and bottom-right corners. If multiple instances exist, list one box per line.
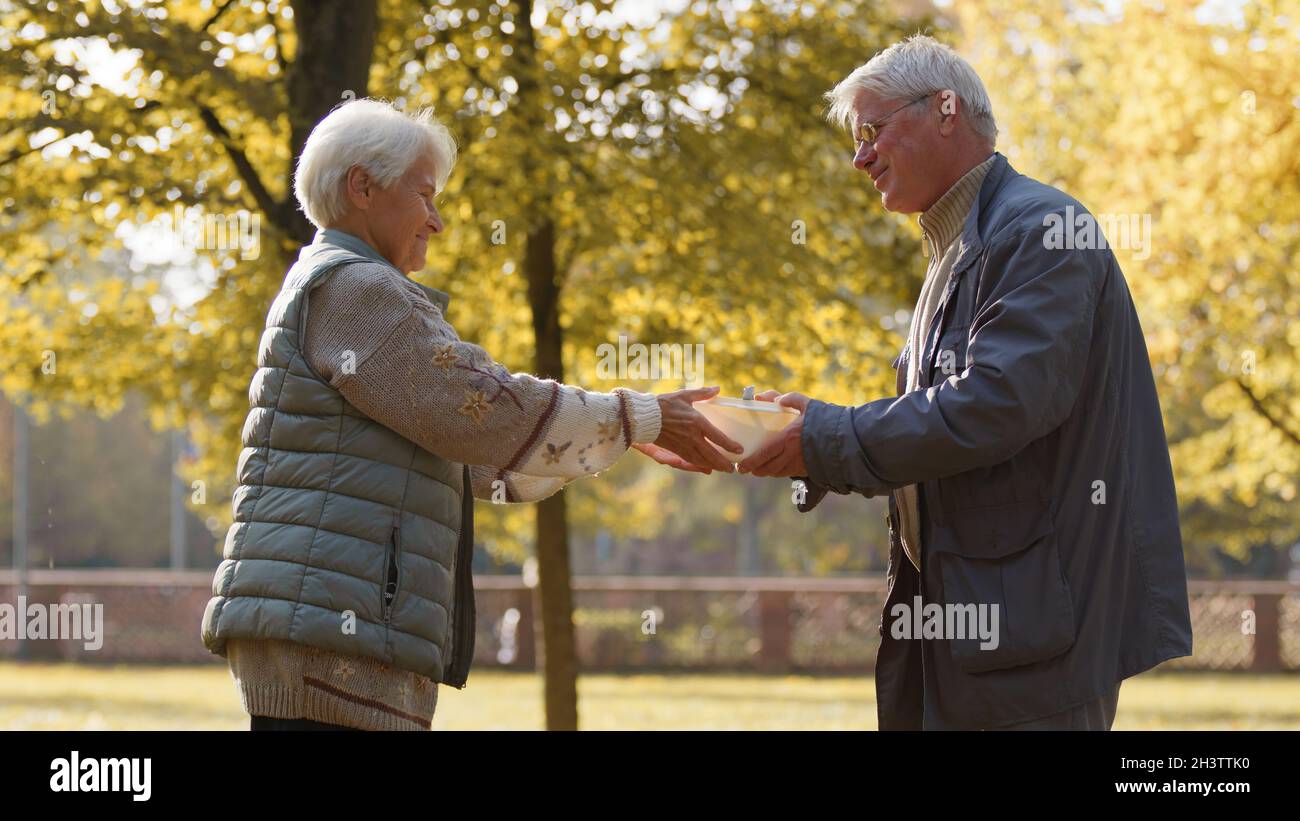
left=853, top=93, right=934, bottom=150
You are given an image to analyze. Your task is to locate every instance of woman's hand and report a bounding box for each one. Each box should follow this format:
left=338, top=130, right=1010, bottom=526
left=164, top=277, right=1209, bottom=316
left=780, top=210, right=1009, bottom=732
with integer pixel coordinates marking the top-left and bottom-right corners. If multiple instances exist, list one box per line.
left=651, top=386, right=744, bottom=473
left=632, top=442, right=713, bottom=474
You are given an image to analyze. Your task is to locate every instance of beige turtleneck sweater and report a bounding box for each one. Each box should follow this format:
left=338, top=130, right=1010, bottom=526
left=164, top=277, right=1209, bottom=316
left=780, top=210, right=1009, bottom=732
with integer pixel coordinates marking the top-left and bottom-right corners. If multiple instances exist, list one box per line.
left=895, top=153, right=996, bottom=572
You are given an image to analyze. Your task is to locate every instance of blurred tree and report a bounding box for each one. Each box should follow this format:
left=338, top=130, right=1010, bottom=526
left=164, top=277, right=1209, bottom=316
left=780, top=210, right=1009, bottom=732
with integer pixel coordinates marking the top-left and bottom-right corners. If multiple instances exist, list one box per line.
left=0, top=392, right=213, bottom=569
left=952, top=0, right=1300, bottom=562
left=0, top=0, right=921, bottom=727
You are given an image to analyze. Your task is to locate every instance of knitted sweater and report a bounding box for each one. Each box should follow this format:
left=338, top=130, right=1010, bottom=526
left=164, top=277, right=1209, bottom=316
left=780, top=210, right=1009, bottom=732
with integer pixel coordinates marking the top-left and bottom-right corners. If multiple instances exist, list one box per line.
left=227, top=249, right=662, bottom=730
left=894, top=154, right=996, bottom=572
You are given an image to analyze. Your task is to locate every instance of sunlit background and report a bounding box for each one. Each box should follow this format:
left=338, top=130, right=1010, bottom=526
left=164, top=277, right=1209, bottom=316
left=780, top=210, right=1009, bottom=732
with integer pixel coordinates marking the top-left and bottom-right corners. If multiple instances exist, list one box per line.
left=1, top=0, right=1297, bottom=729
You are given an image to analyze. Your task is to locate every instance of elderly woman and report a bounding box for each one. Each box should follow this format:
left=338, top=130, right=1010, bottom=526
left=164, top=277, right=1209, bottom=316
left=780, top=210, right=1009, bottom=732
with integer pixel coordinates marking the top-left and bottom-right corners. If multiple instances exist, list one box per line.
left=200, top=98, right=740, bottom=731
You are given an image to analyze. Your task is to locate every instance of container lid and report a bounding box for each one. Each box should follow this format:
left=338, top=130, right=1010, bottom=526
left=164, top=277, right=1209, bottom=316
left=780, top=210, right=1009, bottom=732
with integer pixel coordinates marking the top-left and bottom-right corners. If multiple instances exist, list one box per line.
left=701, top=396, right=800, bottom=414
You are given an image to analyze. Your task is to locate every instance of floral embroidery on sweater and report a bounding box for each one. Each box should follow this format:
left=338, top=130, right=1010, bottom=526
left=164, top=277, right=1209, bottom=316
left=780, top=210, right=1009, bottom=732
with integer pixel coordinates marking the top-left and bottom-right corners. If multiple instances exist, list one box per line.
left=432, top=344, right=458, bottom=371
left=542, top=441, right=571, bottom=464
left=596, top=418, right=621, bottom=443
left=460, top=389, right=493, bottom=423
left=304, top=261, right=660, bottom=504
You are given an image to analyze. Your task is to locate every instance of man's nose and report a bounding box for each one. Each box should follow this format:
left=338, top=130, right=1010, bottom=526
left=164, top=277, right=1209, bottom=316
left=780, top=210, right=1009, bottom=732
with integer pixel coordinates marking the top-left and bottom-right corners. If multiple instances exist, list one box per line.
left=853, top=142, right=876, bottom=172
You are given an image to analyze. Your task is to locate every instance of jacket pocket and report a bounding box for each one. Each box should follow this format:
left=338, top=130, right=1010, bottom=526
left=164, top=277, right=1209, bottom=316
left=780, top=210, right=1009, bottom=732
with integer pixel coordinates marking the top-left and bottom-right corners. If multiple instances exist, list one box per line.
left=932, top=501, right=1076, bottom=673
left=935, top=448, right=1049, bottom=516
left=927, top=324, right=968, bottom=386
left=382, top=523, right=402, bottom=623
left=880, top=503, right=899, bottom=638
left=890, top=346, right=908, bottom=396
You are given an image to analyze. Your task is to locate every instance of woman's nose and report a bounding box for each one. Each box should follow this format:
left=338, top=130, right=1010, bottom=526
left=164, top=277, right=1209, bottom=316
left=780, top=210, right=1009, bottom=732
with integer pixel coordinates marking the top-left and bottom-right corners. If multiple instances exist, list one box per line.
left=428, top=205, right=444, bottom=234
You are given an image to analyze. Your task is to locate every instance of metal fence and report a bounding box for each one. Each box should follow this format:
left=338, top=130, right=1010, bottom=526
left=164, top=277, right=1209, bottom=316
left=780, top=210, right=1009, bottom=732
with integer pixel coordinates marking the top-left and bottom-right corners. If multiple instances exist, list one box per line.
left=1, top=571, right=1296, bottom=673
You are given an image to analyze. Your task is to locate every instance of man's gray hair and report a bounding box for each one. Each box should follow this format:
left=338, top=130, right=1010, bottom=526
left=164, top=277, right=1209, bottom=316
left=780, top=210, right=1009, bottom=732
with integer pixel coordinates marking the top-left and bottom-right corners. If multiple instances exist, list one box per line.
left=825, top=34, right=998, bottom=144
left=294, top=98, right=458, bottom=229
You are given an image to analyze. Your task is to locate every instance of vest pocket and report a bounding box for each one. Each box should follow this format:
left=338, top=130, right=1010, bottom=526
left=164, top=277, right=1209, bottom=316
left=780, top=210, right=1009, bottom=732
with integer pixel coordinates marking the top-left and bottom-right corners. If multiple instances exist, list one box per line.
left=382, top=525, right=402, bottom=623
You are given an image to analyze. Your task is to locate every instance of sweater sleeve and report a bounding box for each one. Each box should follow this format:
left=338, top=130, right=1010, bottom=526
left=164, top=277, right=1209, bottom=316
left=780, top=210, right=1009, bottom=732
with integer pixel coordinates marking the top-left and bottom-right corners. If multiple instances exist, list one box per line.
left=302, top=261, right=661, bottom=483
left=467, top=465, right=567, bottom=504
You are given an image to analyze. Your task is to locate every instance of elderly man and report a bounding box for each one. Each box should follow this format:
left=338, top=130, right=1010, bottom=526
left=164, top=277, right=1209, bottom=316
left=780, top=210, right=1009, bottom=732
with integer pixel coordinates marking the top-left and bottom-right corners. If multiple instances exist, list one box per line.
left=201, top=98, right=741, bottom=731
left=739, top=35, right=1192, bottom=730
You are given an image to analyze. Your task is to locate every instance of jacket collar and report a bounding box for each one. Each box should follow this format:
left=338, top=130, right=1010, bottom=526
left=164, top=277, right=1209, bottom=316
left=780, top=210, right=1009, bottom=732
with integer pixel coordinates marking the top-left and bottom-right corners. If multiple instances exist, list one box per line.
left=890, top=152, right=1017, bottom=385
left=919, top=153, right=996, bottom=257
left=947, top=151, right=1015, bottom=280
left=312, top=228, right=451, bottom=311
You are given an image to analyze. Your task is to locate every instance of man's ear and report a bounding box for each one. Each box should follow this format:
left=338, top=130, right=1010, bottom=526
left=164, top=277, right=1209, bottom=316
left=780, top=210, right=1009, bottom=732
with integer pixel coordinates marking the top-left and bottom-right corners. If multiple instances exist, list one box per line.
left=937, top=89, right=959, bottom=135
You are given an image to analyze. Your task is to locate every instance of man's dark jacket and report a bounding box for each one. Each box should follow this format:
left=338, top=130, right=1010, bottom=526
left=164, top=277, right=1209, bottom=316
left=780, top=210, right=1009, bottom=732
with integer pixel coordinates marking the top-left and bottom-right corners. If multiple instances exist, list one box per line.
left=799, top=152, right=1193, bottom=729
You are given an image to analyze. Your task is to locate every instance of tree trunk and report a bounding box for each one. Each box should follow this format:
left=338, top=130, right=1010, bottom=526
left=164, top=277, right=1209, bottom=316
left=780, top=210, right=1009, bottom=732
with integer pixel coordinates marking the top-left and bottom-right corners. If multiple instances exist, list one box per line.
left=739, top=479, right=762, bottom=574
left=510, top=0, right=580, bottom=731
left=525, top=217, right=580, bottom=730
left=283, top=0, right=378, bottom=244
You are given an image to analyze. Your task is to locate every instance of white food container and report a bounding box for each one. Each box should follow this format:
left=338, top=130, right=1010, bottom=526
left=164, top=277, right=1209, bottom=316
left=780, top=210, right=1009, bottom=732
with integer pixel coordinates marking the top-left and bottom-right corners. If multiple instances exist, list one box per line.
left=692, top=395, right=801, bottom=463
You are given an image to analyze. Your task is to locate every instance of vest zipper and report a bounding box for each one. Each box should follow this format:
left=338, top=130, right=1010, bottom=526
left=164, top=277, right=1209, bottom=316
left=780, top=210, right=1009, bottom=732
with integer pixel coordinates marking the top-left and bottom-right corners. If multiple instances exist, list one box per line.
left=383, top=524, right=401, bottom=624
left=444, top=466, right=476, bottom=688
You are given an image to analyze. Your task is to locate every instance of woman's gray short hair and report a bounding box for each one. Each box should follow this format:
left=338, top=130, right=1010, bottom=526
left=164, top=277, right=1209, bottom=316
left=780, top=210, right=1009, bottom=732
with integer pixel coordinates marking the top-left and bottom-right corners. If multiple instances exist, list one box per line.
left=294, top=98, right=458, bottom=229
left=825, top=34, right=998, bottom=144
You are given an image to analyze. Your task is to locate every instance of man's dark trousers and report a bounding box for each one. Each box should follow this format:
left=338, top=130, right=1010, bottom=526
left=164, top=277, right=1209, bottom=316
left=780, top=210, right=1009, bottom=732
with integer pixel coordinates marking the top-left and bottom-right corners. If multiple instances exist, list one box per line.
left=875, top=548, right=1121, bottom=731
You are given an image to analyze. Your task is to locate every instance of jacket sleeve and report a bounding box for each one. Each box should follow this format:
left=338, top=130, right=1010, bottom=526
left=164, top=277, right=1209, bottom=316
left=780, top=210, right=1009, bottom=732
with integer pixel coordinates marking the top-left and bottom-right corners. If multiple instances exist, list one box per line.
left=793, top=475, right=831, bottom=513
left=800, top=223, right=1106, bottom=498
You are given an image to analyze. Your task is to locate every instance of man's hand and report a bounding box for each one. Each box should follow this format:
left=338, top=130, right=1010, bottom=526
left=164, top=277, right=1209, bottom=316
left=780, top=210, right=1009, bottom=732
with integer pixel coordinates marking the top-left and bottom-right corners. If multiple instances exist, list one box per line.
left=737, top=390, right=810, bottom=477
left=651, top=385, right=745, bottom=473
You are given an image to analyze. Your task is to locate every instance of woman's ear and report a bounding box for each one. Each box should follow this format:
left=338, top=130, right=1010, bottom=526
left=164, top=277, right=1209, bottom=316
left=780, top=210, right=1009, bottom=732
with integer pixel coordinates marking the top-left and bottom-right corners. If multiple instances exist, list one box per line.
left=344, top=165, right=373, bottom=210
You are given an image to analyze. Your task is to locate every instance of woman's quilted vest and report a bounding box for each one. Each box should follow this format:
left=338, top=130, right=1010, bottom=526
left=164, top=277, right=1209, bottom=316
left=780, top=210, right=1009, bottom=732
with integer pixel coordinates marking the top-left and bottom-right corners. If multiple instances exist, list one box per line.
left=201, top=233, right=476, bottom=687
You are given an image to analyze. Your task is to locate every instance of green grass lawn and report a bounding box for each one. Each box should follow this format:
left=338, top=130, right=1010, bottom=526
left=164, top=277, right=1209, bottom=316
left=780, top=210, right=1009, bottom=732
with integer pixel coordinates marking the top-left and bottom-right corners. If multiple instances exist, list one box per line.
left=1, top=661, right=1297, bottom=730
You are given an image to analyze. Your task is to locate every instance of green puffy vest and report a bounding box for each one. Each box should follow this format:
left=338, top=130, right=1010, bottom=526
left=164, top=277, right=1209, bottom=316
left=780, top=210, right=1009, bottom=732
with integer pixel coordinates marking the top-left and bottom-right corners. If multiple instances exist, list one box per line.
left=201, top=230, right=476, bottom=687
